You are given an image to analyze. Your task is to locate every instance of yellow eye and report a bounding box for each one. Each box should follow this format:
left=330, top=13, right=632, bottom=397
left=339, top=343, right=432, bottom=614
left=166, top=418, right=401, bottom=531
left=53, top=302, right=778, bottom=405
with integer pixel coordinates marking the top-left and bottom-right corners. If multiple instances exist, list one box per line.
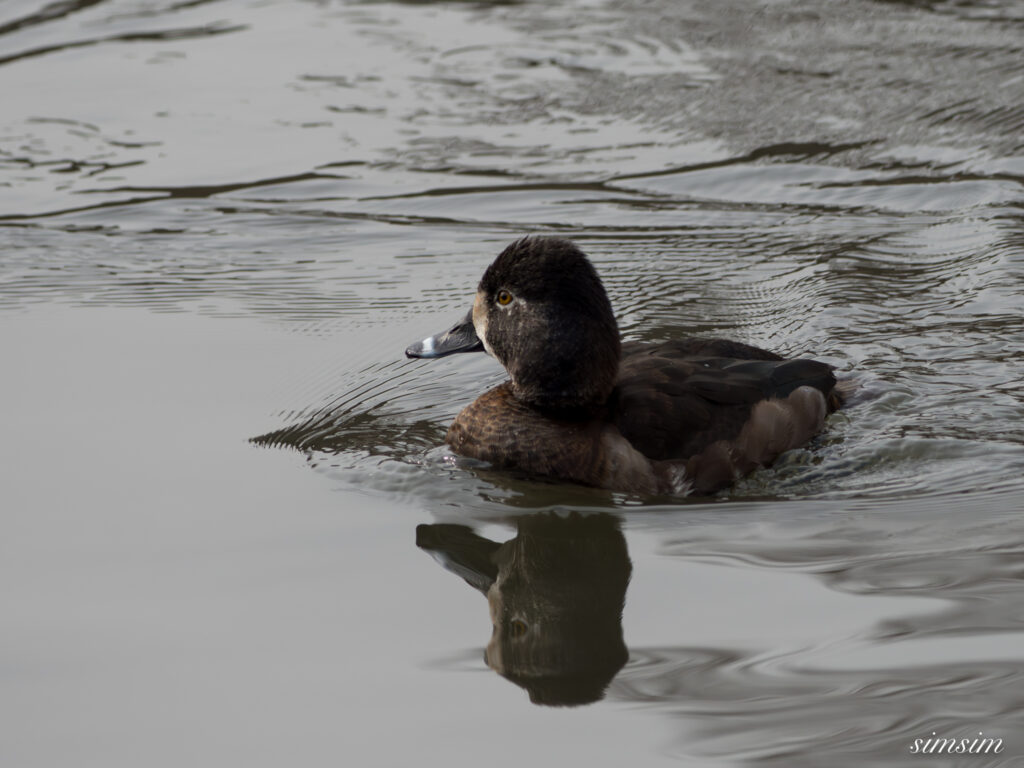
left=496, top=289, right=513, bottom=306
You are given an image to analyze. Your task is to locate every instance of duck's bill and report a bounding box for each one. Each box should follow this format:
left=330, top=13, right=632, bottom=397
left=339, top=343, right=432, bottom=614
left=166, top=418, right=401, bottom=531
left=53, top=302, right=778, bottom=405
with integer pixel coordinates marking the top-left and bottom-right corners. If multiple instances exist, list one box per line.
left=405, top=309, right=484, bottom=359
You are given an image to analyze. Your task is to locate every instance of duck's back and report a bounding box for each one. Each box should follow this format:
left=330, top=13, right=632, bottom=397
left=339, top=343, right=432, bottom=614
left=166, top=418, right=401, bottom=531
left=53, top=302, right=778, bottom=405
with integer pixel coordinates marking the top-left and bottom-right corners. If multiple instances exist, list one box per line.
left=610, top=339, right=838, bottom=463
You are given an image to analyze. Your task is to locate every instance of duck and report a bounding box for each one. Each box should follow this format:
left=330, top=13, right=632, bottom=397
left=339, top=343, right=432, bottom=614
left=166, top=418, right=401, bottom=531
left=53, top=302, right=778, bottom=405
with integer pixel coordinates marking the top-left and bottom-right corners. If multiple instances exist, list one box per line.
left=405, top=236, right=840, bottom=496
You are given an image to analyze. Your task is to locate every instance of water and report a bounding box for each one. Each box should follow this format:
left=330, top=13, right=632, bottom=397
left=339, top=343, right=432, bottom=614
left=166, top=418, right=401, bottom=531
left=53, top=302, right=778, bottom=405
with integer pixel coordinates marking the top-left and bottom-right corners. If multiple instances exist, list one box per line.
left=2, top=0, right=1023, bottom=765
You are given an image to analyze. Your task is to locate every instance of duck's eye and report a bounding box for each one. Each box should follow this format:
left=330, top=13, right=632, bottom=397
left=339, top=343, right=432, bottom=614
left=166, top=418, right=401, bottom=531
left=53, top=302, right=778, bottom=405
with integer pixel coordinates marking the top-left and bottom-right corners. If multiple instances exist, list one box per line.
left=496, top=289, right=513, bottom=306
left=509, top=618, right=528, bottom=638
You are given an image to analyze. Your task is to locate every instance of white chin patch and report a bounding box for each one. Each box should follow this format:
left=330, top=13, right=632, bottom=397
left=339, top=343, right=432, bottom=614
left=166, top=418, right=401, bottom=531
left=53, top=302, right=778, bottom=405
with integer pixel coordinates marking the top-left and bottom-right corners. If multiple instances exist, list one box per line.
left=420, top=335, right=435, bottom=355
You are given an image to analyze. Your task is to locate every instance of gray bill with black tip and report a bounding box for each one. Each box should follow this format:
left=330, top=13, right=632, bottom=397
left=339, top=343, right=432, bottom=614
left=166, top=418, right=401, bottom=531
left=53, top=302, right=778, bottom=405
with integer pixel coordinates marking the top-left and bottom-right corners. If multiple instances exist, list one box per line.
left=405, top=309, right=484, bottom=358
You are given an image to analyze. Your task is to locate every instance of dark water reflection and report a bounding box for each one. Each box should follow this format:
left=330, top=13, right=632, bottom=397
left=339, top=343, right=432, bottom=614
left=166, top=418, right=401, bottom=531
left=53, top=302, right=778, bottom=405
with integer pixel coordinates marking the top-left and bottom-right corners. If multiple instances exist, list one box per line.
left=3, top=0, right=1024, bottom=765
left=418, top=513, right=631, bottom=707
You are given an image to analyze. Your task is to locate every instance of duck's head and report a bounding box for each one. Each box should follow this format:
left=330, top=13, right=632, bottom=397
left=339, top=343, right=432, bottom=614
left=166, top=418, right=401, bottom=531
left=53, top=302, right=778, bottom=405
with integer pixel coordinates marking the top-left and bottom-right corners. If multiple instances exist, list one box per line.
left=406, top=237, right=621, bottom=412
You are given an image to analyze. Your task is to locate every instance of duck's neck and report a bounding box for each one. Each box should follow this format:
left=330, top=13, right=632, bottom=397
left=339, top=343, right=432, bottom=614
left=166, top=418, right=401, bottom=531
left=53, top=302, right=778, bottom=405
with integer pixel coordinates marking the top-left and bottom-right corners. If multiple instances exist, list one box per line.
left=505, top=317, right=621, bottom=417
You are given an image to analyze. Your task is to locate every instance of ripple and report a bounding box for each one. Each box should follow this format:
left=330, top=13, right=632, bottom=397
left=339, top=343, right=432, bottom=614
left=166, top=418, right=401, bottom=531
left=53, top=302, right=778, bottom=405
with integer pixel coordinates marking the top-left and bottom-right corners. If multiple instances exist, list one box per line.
left=611, top=643, right=1024, bottom=766
left=1, top=0, right=1022, bottom=510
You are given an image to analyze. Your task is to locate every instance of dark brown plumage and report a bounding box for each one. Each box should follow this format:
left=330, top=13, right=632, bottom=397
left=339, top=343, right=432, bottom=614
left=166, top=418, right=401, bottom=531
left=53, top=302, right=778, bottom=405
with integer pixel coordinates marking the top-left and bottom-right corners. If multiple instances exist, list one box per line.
left=406, top=237, right=840, bottom=496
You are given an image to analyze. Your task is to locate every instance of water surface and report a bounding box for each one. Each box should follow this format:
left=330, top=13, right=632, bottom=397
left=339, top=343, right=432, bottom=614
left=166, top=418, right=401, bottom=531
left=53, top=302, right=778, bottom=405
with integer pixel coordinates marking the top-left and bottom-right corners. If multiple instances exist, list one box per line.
left=2, top=0, right=1023, bottom=765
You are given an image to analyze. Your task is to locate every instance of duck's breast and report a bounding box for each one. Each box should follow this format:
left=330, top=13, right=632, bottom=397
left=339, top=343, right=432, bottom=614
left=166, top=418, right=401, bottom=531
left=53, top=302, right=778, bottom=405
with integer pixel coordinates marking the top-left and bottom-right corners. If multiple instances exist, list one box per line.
left=447, top=383, right=659, bottom=494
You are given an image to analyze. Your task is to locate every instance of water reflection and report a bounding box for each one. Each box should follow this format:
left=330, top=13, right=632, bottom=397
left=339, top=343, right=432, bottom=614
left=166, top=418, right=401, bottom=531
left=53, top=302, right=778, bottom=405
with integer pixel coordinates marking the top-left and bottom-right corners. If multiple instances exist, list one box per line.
left=417, top=512, right=631, bottom=706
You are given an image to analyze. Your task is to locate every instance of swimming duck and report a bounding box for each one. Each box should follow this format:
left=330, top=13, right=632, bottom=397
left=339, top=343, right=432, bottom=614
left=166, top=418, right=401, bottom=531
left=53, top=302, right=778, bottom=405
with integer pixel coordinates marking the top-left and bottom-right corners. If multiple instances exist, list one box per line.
left=406, top=237, right=840, bottom=496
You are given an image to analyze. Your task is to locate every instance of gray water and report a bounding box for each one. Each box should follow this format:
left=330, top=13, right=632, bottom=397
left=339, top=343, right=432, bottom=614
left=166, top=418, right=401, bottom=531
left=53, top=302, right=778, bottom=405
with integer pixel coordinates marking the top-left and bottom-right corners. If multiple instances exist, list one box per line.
left=2, top=0, right=1023, bottom=765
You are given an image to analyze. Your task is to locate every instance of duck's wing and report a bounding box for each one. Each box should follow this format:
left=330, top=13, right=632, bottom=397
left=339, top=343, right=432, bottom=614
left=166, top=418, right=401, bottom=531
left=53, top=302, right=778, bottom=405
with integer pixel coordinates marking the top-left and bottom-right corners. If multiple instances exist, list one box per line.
left=612, top=342, right=836, bottom=461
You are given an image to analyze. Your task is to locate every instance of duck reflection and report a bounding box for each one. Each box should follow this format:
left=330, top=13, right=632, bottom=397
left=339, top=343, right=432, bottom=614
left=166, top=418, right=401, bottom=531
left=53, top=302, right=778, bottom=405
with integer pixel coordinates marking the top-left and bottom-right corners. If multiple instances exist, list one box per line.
left=417, top=512, right=631, bottom=707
